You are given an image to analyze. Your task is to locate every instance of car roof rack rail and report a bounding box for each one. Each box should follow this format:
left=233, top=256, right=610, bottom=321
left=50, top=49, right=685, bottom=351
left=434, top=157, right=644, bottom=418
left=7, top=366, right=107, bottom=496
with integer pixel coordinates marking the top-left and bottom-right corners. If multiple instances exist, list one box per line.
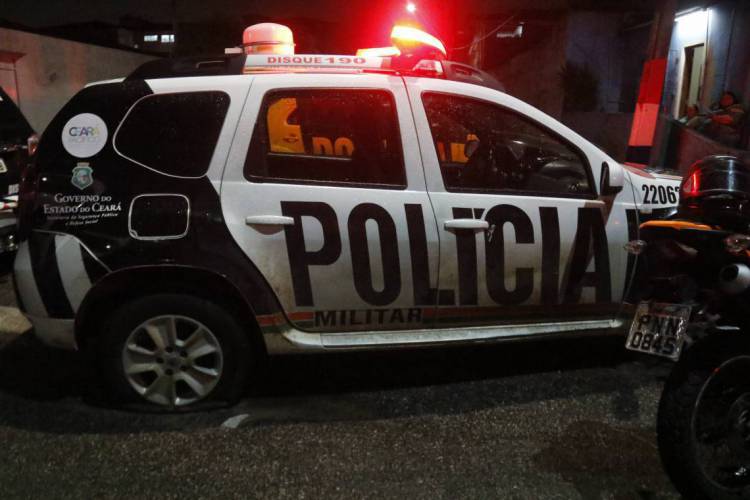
left=126, top=53, right=504, bottom=92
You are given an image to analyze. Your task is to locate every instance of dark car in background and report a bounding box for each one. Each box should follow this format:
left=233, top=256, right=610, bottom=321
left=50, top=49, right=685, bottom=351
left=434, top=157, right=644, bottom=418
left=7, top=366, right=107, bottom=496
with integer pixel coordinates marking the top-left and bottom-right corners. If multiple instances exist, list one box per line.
left=0, top=87, right=36, bottom=269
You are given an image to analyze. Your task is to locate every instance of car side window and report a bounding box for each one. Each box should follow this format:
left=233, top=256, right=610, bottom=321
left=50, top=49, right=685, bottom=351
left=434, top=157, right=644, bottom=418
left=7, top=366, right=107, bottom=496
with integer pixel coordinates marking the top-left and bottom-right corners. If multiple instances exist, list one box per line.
left=115, top=91, right=230, bottom=178
left=245, top=89, right=406, bottom=189
left=422, top=92, right=593, bottom=197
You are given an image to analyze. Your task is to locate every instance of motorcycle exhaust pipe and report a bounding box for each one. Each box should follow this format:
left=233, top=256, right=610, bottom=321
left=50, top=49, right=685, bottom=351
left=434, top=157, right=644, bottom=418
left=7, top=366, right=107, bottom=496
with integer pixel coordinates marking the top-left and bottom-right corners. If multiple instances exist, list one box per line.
left=719, top=263, right=750, bottom=295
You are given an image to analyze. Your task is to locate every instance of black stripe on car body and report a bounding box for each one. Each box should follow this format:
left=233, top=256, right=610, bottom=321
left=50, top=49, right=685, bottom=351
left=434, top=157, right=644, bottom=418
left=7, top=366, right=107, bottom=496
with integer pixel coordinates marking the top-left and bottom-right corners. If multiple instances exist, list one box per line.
left=27, top=232, right=73, bottom=318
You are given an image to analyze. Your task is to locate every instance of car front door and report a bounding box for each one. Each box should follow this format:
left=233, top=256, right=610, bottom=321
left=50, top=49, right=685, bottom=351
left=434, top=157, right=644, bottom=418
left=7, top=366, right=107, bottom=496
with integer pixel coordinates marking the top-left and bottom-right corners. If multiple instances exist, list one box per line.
left=221, top=74, right=440, bottom=333
left=406, top=78, right=634, bottom=332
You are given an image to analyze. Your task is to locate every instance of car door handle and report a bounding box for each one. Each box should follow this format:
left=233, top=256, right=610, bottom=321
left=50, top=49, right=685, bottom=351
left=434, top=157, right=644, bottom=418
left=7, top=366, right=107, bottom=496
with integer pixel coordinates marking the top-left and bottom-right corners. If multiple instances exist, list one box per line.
left=245, top=215, right=295, bottom=226
left=444, top=219, right=489, bottom=230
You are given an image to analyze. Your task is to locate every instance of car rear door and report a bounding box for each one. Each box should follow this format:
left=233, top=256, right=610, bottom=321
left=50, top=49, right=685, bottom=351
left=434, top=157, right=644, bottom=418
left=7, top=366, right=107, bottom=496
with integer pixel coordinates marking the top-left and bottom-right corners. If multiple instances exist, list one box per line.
left=221, top=73, right=439, bottom=333
left=405, top=77, right=633, bottom=332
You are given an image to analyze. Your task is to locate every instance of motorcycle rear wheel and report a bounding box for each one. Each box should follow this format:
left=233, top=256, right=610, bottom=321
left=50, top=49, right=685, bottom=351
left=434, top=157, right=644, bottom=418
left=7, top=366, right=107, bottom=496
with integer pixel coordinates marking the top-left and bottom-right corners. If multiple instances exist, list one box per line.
left=658, top=337, right=750, bottom=499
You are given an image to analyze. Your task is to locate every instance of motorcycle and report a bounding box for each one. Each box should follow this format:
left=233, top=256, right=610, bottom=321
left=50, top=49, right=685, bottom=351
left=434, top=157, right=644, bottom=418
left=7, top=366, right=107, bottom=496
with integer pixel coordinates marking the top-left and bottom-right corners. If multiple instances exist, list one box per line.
left=626, top=155, right=750, bottom=499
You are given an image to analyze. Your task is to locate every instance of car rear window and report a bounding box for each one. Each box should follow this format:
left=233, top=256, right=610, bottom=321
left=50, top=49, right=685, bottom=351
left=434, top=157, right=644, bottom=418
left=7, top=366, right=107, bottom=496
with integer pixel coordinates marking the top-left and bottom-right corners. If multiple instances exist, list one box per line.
left=114, top=91, right=229, bottom=178
left=244, top=89, right=406, bottom=189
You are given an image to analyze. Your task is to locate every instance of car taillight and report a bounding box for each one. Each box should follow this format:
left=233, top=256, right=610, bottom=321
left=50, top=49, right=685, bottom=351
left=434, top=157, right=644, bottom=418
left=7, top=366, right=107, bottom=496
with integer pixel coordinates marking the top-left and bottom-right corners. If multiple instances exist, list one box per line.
left=26, top=133, right=39, bottom=156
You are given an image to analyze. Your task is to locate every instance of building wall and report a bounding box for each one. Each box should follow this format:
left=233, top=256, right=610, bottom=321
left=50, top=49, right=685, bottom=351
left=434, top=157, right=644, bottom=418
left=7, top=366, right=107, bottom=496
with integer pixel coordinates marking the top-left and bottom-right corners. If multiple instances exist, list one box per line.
left=618, top=22, right=651, bottom=113
left=662, top=1, right=749, bottom=118
left=486, top=15, right=568, bottom=118
left=702, top=1, right=735, bottom=108
left=565, top=11, right=625, bottom=113
left=561, top=111, right=634, bottom=161
left=663, top=9, right=708, bottom=117
left=0, top=28, right=156, bottom=132
left=559, top=12, right=650, bottom=161
left=654, top=0, right=749, bottom=170
left=724, top=2, right=750, bottom=109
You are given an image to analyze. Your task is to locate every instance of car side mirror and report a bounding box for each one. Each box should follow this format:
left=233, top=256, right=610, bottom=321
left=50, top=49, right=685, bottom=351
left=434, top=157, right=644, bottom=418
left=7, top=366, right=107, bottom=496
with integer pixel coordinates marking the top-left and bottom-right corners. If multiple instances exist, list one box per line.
left=600, top=161, right=623, bottom=195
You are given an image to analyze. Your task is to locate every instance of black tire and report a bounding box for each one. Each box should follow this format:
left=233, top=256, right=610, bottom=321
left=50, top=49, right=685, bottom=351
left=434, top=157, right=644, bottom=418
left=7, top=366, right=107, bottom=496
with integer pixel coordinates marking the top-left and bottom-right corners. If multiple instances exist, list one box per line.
left=97, top=293, right=255, bottom=411
left=658, top=336, right=750, bottom=499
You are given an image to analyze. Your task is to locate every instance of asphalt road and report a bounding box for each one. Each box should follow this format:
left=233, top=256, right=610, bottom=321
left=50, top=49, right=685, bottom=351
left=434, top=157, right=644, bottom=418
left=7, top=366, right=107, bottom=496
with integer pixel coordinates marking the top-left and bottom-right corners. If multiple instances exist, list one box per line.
left=0, top=273, right=679, bottom=499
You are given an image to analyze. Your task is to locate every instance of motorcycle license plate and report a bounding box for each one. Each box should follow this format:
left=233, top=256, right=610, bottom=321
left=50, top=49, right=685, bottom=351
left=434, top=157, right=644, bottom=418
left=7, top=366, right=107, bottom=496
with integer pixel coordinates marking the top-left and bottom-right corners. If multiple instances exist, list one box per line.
left=625, top=302, right=692, bottom=361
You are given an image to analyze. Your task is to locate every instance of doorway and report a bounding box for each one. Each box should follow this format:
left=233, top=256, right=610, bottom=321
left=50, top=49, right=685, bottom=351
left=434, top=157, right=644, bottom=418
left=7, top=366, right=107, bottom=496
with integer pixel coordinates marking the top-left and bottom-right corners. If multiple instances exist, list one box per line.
left=678, top=43, right=705, bottom=117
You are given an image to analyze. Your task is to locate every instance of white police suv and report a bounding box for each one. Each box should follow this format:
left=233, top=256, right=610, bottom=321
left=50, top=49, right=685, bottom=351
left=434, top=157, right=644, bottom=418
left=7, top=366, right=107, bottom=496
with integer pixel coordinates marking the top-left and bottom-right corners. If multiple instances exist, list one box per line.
left=13, top=24, right=681, bottom=409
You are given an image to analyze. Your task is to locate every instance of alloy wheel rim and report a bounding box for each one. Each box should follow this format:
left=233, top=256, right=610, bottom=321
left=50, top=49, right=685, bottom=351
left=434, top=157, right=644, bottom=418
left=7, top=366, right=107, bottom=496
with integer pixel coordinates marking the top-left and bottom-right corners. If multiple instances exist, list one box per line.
left=121, top=315, right=223, bottom=407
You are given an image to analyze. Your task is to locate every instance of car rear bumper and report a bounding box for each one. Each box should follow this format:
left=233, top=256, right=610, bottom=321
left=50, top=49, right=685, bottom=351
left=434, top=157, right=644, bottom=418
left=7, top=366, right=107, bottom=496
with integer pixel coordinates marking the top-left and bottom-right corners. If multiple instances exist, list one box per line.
left=13, top=238, right=77, bottom=350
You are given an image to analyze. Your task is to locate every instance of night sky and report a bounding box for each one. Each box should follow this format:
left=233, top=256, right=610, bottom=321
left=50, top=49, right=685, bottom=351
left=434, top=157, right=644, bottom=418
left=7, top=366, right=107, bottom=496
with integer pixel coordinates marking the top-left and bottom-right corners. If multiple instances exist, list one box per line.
left=1, top=0, right=477, bottom=27
left=1, top=1, right=661, bottom=29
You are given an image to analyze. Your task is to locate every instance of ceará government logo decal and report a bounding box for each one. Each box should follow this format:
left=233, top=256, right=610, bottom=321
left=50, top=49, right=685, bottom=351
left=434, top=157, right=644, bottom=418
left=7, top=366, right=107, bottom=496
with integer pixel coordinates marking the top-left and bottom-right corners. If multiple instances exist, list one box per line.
left=61, top=113, right=108, bottom=158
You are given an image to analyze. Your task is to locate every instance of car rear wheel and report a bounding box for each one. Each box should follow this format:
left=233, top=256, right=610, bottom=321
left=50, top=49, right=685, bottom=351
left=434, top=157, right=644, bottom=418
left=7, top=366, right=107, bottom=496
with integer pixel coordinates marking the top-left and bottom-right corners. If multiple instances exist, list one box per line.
left=99, top=294, right=253, bottom=411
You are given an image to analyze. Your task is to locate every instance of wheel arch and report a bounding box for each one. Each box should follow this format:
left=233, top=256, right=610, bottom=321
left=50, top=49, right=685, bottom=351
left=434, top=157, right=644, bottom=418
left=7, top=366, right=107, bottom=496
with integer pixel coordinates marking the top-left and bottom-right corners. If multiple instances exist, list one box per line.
left=75, top=265, right=266, bottom=353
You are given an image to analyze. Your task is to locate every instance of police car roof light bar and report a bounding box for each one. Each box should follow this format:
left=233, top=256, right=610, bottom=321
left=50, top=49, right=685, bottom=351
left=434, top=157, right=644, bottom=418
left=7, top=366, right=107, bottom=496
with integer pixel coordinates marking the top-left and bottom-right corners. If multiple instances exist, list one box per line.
left=241, top=53, right=448, bottom=80
left=126, top=52, right=503, bottom=93
left=243, top=54, right=391, bottom=73
left=356, top=46, right=402, bottom=58
left=128, top=24, right=501, bottom=90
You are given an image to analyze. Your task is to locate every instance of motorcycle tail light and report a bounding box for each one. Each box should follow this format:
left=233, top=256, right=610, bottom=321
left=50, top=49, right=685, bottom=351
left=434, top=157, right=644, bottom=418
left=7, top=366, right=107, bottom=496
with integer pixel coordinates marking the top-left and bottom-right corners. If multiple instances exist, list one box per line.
left=724, top=234, right=750, bottom=255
